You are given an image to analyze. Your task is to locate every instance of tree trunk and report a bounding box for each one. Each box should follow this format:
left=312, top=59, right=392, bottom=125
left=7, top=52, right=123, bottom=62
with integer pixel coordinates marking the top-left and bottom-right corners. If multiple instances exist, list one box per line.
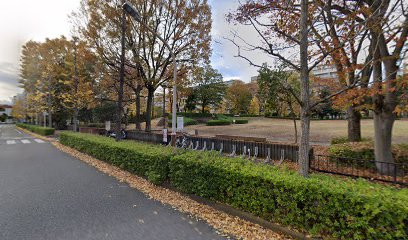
left=293, top=116, right=298, bottom=144
left=48, top=112, right=52, bottom=128
left=298, top=0, right=311, bottom=177
left=145, top=87, right=155, bottom=132
left=288, top=101, right=297, bottom=143
left=347, top=106, right=361, bottom=142
left=135, top=86, right=142, bottom=130
left=374, top=111, right=395, bottom=175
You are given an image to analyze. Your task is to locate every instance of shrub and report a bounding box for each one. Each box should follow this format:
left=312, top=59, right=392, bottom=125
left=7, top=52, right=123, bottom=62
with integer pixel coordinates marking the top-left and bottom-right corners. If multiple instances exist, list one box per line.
left=17, top=123, right=55, bottom=136
left=169, top=151, right=408, bottom=239
left=178, top=112, right=213, bottom=118
left=234, top=119, right=249, bottom=124
left=206, top=119, right=231, bottom=126
left=86, top=123, right=105, bottom=128
left=238, top=114, right=261, bottom=117
left=59, top=133, right=408, bottom=239
left=331, top=136, right=373, bottom=145
left=60, top=132, right=175, bottom=184
left=168, top=117, right=198, bottom=127
left=329, top=142, right=408, bottom=164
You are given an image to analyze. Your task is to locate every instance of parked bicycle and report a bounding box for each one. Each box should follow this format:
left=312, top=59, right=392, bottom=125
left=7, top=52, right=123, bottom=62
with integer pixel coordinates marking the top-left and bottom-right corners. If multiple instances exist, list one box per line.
left=176, top=132, right=192, bottom=149
left=106, top=129, right=127, bottom=140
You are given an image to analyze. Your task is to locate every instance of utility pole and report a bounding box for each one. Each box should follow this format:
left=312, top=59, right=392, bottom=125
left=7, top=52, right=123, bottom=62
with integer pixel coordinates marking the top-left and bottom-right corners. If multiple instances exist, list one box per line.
left=116, top=5, right=126, bottom=141
left=162, top=85, right=166, bottom=128
left=72, top=36, right=79, bottom=132
left=47, top=76, right=52, bottom=128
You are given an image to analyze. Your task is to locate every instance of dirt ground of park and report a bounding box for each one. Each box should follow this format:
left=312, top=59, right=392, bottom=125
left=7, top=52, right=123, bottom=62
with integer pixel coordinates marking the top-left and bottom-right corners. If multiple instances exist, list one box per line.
left=181, top=118, right=408, bottom=145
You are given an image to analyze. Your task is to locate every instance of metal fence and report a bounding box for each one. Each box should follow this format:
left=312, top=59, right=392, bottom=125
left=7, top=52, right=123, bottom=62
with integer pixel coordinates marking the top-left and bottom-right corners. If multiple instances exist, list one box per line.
left=126, top=130, right=302, bottom=162
left=187, top=136, right=301, bottom=161
left=310, top=155, right=408, bottom=185
left=127, top=130, right=164, bottom=143
left=99, top=129, right=407, bottom=186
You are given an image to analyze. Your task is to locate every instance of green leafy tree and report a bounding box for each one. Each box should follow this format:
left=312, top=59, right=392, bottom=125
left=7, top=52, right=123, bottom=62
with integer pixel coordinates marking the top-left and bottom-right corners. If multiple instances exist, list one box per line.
left=194, top=66, right=226, bottom=113
left=258, top=64, right=301, bottom=142
left=225, top=81, right=252, bottom=114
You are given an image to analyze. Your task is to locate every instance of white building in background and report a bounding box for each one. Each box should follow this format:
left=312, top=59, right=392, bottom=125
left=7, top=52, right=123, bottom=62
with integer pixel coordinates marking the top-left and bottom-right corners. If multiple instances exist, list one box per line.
left=0, top=105, right=12, bottom=116
left=311, top=64, right=338, bottom=80
left=0, top=105, right=13, bottom=123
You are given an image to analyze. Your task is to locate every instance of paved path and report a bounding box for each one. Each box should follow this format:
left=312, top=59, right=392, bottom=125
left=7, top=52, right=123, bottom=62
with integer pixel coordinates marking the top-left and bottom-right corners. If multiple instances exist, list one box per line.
left=0, top=124, right=226, bottom=240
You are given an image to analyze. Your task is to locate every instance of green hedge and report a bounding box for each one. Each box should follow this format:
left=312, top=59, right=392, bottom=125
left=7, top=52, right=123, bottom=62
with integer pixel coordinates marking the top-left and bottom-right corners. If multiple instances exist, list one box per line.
left=329, top=142, right=408, bottom=166
left=239, top=114, right=261, bottom=117
left=17, top=123, right=55, bottom=136
left=331, top=136, right=372, bottom=145
left=60, top=132, right=174, bottom=184
left=85, top=123, right=105, bottom=128
left=168, top=117, right=198, bottom=127
left=59, top=132, right=408, bottom=239
left=234, top=119, right=249, bottom=124
left=170, top=152, right=408, bottom=239
left=178, top=112, right=213, bottom=118
left=206, top=119, right=231, bottom=126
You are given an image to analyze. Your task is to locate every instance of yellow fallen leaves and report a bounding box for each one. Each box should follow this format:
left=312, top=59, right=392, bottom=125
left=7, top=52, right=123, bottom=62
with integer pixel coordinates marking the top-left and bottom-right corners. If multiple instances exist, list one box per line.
left=52, top=141, right=290, bottom=240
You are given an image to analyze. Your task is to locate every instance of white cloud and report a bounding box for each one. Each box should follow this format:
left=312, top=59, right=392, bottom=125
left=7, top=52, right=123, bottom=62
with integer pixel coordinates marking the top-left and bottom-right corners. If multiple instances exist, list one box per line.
left=209, top=0, right=274, bottom=83
left=0, top=0, right=80, bottom=100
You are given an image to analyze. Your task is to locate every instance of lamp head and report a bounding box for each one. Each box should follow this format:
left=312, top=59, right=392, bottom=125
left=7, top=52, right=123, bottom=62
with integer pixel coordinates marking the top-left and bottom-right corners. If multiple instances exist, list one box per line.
left=122, top=2, right=141, bottom=22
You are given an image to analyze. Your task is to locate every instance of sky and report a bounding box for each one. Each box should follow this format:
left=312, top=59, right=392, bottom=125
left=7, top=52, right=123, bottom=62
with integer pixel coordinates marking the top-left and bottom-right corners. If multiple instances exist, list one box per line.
left=0, top=0, right=265, bottom=104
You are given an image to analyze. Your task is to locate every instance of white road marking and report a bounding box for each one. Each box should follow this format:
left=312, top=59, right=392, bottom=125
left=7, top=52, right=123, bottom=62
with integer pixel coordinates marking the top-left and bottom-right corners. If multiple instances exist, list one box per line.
left=21, top=139, right=31, bottom=144
left=15, top=129, right=22, bottom=134
left=6, top=140, right=16, bottom=145
left=34, top=139, right=45, bottom=143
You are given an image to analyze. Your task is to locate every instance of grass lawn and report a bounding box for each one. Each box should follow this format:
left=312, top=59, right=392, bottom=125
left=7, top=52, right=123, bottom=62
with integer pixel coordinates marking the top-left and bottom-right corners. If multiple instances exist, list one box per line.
left=184, top=118, right=408, bottom=145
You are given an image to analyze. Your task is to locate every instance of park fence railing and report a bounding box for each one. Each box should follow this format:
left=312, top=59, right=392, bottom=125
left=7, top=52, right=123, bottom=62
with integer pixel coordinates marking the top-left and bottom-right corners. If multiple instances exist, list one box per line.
left=310, top=155, right=407, bottom=186
left=88, top=129, right=406, bottom=186
left=126, top=130, right=303, bottom=162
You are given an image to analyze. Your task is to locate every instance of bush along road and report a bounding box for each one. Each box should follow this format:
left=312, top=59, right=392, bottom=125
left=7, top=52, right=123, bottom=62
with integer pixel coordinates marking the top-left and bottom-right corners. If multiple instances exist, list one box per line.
left=60, top=132, right=408, bottom=240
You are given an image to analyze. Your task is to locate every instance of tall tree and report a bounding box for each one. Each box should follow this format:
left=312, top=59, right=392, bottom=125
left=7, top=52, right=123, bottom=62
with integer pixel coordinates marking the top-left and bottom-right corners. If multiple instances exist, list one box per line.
left=225, top=81, right=252, bottom=114
left=193, top=65, right=226, bottom=113
left=228, top=0, right=373, bottom=176
left=228, top=0, right=326, bottom=176
left=73, top=0, right=212, bottom=131
left=258, top=65, right=301, bottom=143
left=364, top=0, right=408, bottom=173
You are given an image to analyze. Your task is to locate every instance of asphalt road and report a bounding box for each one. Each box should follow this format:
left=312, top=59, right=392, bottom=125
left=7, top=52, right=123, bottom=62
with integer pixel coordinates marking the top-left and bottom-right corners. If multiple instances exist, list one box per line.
left=0, top=124, right=226, bottom=240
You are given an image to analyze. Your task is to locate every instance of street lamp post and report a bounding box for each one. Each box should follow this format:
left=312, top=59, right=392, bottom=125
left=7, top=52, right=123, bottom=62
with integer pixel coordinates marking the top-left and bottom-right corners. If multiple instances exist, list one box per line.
left=123, top=1, right=178, bottom=147
left=72, top=36, right=79, bottom=132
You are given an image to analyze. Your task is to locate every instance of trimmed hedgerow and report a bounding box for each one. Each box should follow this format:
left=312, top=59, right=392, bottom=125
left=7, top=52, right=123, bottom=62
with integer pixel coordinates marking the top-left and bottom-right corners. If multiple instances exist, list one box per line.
left=59, top=132, right=174, bottom=184
left=59, top=132, right=408, bottom=239
left=169, top=151, right=408, bottom=239
left=329, top=142, right=408, bottom=165
left=234, top=119, right=249, bottom=124
left=168, top=117, right=198, bottom=127
left=17, top=123, right=55, bottom=136
left=330, top=136, right=373, bottom=145
left=206, top=119, right=231, bottom=126
left=178, top=112, right=213, bottom=118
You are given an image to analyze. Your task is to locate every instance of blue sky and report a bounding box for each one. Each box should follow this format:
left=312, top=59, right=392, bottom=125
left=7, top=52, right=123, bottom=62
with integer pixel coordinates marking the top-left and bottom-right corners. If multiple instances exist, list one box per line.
left=0, top=0, right=262, bottom=104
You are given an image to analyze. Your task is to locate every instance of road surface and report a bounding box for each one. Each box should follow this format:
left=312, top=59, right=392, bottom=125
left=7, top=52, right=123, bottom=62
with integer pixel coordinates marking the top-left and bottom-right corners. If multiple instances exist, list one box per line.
left=0, top=124, right=226, bottom=240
